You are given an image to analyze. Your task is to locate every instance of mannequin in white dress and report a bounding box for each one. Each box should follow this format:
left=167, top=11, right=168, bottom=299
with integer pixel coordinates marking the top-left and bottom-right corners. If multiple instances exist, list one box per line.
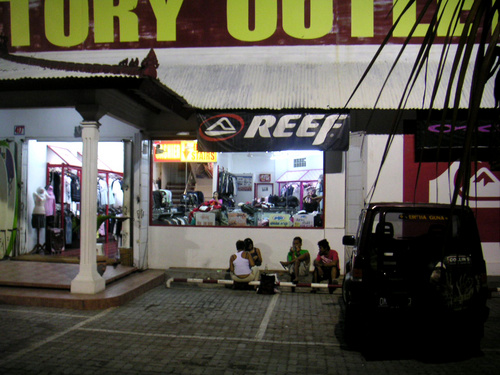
left=31, top=187, right=47, bottom=253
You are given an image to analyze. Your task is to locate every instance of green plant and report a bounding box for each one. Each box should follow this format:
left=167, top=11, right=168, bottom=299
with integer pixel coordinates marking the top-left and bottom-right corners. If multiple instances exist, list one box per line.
left=74, top=214, right=116, bottom=233
left=96, top=215, right=114, bottom=231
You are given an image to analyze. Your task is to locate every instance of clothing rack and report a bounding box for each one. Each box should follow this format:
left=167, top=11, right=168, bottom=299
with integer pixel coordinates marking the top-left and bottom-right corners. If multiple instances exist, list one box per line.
left=47, top=163, right=123, bottom=243
left=217, top=166, right=238, bottom=197
left=276, top=169, right=322, bottom=211
left=47, top=163, right=81, bottom=231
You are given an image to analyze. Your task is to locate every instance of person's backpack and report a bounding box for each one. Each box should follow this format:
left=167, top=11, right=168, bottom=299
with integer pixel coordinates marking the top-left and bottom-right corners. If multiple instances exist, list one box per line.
left=257, top=274, right=276, bottom=295
left=241, top=204, right=255, bottom=215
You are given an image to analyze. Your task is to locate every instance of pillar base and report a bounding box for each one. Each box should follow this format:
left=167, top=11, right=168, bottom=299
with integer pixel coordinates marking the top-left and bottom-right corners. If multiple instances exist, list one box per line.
left=71, top=264, right=105, bottom=294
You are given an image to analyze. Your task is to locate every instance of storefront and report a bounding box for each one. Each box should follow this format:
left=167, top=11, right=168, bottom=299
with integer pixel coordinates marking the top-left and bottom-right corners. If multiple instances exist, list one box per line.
left=151, top=112, right=348, bottom=226
left=0, top=1, right=499, bottom=281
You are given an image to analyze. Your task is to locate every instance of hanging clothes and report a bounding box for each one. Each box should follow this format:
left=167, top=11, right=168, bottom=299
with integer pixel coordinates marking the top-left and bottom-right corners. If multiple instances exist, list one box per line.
left=65, top=212, right=73, bottom=245
left=218, top=170, right=237, bottom=197
left=108, top=181, right=115, bottom=206
left=97, top=178, right=108, bottom=207
left=70, top=174, right=81, bottom=202
left=50, top=171, right=61, bottom=203
left=45, top=185, right=56, bottom=217
left=111, top=178, right=124, bottom=207
left=64, top=174, right=72, bottom=204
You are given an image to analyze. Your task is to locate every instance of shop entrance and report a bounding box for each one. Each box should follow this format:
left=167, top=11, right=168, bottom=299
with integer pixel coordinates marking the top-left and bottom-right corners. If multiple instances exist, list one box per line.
left=25, top=141, right=125, bottom=260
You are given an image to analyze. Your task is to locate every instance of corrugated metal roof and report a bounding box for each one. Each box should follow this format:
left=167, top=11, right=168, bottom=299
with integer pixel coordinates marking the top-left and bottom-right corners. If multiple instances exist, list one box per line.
left=0, top=45, right=496, bottom=110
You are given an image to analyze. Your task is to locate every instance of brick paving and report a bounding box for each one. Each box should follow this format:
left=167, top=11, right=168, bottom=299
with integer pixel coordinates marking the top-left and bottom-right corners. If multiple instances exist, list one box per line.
left=0, top=284, right=499, bottom=374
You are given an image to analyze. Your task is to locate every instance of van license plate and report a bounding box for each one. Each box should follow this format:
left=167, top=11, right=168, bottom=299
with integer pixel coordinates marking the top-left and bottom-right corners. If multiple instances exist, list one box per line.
left=379, top=296, right=412, bottom=308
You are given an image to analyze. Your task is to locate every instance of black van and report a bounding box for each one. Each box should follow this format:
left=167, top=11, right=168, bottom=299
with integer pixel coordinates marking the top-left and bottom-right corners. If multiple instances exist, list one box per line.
left=342, top=203, right=489, bottom=354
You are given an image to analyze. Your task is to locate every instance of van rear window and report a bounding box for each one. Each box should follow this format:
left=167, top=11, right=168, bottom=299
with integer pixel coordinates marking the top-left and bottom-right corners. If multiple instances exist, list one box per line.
left=372, top=211, right=458, bottom=240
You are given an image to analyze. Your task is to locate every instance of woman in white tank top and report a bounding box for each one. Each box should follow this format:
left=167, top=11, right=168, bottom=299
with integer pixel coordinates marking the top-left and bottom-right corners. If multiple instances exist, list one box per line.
left=229, top=240, right=260, bottom=283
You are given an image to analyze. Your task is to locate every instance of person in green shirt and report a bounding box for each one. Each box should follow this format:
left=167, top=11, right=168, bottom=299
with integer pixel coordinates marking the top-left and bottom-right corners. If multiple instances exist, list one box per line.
left=280, top=236, right=311, bottom=283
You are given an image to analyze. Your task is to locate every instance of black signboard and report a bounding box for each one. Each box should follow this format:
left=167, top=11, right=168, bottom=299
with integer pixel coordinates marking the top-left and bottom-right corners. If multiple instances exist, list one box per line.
left=414, top=119, right=497, bottom=162
left=197, top=112, right=350, bottom=152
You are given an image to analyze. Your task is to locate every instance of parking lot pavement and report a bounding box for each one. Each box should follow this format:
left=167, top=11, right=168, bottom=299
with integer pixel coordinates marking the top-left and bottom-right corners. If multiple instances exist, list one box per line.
left=0, top=285, right=499, bottom=375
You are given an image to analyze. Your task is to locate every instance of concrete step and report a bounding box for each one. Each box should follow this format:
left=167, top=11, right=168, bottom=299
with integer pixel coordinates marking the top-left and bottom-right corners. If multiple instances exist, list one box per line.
left=0, top=269, right=165, bottom=310
left=165, top=267, right=344, bottom=284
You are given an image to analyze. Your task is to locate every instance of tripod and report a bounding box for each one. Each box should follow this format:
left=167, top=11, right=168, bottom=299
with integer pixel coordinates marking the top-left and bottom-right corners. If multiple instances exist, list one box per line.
left=30, top=225, right=45, bottom=255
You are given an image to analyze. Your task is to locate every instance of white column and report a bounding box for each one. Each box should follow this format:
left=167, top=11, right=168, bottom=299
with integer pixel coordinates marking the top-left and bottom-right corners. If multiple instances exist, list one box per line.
left=71, top=121, right=105, bottom=294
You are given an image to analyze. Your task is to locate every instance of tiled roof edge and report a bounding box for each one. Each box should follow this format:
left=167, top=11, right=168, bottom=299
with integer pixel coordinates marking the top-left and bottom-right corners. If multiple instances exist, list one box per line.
left=0, top=35, right=158, bottom=78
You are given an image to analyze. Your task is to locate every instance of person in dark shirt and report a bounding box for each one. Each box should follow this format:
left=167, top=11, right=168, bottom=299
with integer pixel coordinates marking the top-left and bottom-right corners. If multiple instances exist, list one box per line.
left=303, top=187, right=322, bottom=213
left=244, top=238, right=262, bottom=267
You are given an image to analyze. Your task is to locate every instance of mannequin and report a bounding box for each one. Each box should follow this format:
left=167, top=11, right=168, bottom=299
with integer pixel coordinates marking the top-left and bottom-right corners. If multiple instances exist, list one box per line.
left=31, top=187, right=47, bottom=254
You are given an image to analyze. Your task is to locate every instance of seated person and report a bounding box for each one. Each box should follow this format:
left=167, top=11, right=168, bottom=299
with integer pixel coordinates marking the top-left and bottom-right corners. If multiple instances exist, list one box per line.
left=210, top=191, right=223, bottom=207
left=312, top=239, right=340, bottom=293
left=229, top=240, right=260, bottom=283
left=244, top=238, right=262, bottom=267
left=303, top=187, right=322, bottom=213
left=280, top=237, right=311, bottom=283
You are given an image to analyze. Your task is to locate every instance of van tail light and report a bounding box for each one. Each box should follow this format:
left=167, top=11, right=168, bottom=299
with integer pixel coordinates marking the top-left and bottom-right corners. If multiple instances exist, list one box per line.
left=480, top=272, right=488, bottom=287
left=352, top=267, right=363, bottom=281
left=479, top=272, right=491, bottom=299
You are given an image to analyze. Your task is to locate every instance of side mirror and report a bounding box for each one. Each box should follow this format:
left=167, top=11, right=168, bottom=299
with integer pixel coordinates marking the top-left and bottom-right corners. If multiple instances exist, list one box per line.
left=343, top=235, right=355, bottom=246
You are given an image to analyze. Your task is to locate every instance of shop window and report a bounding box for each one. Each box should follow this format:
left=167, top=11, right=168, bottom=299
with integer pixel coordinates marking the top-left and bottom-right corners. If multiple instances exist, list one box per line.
left=151, top=141, right=325, bottom=228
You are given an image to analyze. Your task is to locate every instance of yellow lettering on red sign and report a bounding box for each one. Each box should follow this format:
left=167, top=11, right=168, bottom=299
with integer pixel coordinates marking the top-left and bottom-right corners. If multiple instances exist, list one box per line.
left=180, top=141, right=217, bottom=162
left=153, top=141, right=216, bottom=163
left=153, top=142, right=181, bottom=162
left=0, top=0, right=489, bottom=48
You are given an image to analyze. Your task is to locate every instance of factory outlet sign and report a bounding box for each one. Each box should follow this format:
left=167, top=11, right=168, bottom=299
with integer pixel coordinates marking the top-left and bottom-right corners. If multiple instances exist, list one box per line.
left=0, top=0, right=478, bottom=51
left=197, top=112, right=350, bottom=152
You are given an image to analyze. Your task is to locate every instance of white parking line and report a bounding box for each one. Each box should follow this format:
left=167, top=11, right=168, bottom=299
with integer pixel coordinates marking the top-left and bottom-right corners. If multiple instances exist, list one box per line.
left=255, top=293, right=279, bottom=341
left=78, top=327, right=341, bottom=347
left=0, top=307, right=116, bottom=366
left=0, top=307, right=91, bottom=319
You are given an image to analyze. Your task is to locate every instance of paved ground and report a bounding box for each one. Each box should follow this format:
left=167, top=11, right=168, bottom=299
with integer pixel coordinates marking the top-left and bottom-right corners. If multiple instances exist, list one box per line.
left=1, top=283, right=499, bottom=375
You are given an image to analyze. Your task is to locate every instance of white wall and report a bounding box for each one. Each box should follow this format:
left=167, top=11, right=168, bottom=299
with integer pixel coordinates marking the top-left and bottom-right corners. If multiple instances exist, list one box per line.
left=148, top=226, right=342, bottom=272
left=344, top=134, right=404, bottom=235
left=324, top=171, right=345, bottom=229
left=365, top=135, right=404, bottom=203
left=345, top=132, right=365, bottom=235
left=0, top=108, right=138, bottom=141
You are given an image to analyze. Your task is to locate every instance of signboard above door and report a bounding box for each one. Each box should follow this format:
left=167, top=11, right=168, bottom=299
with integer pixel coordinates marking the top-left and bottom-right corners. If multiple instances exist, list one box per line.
left=197, top=112, right=350, bottom=152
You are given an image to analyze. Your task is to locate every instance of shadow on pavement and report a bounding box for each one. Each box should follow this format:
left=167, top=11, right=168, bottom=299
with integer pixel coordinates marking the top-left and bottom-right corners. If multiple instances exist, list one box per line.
left=335, top=297, right=485, bottom=363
